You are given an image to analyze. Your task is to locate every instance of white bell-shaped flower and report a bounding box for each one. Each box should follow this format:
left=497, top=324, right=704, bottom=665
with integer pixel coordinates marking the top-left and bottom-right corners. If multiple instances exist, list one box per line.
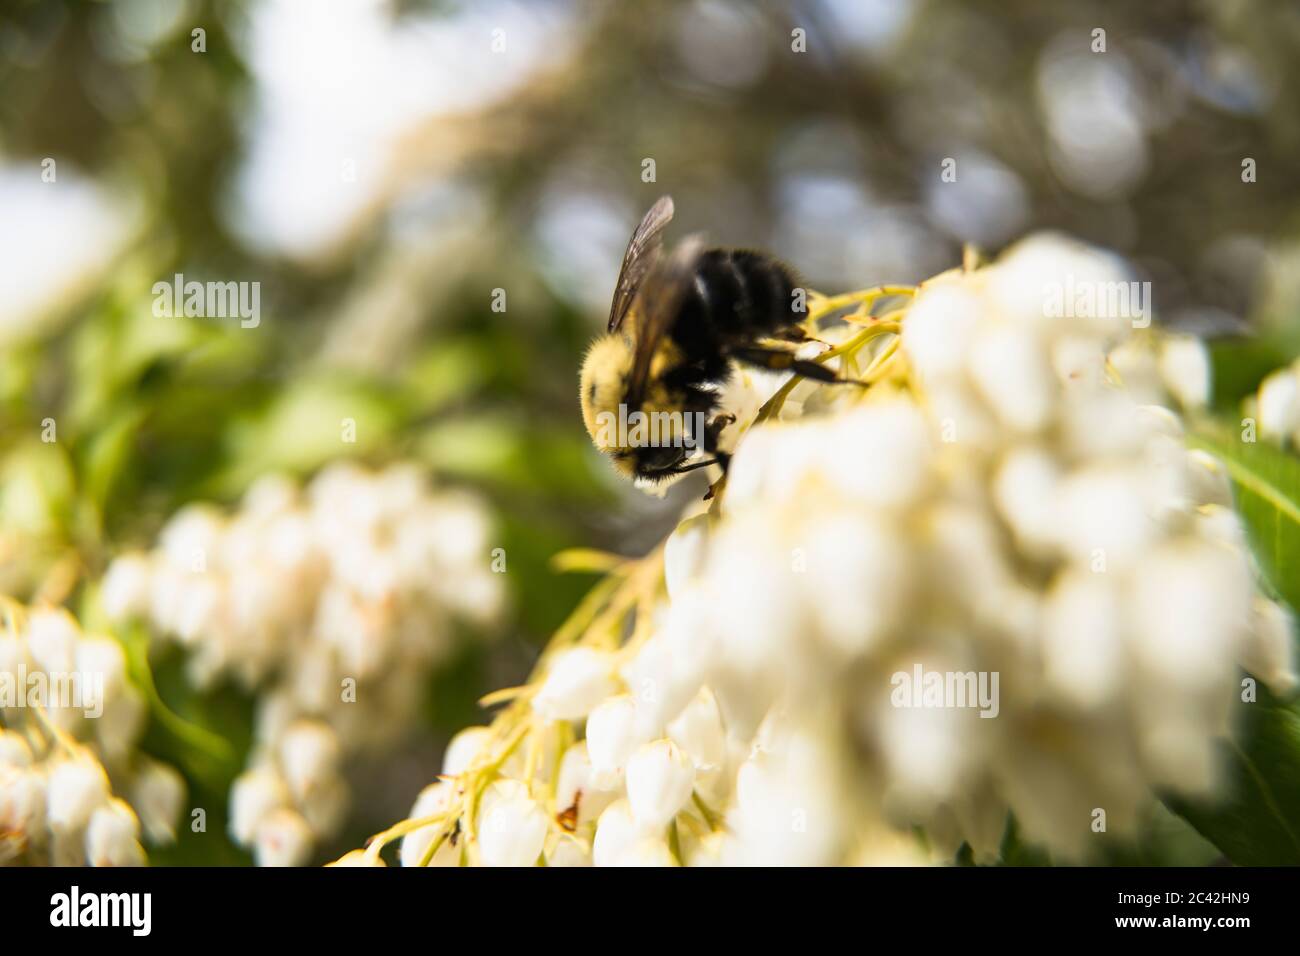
left=476, top=780, right=547, bottom=867
left=532, top=648, right=618, bottom=721
left=45, top=756, right=109, bottom=834
left=625, top=739, right=695, bottom=832
left=585, top=694, right=648, bottom=789
left=84, top=799, right=145, bottom=867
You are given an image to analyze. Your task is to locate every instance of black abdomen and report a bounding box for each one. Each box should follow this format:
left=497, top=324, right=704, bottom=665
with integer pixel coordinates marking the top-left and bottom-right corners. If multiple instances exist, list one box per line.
left=669, top=249, right=800, bottom=373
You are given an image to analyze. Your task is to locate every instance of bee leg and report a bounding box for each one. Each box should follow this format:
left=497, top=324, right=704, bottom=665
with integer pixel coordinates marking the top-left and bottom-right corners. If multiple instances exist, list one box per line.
left=791, top=358, right=861, bottom=384
left=732, top=346, right=842, bottom=384
left=703, top=451, right=731, bottom=501
left=699, top=418, right=733, bottom=501
left=704, top=413, right=736, bottom=452
left=773, top=328, right=834, bottom=348
left=790, top=330, right=837, bottom=347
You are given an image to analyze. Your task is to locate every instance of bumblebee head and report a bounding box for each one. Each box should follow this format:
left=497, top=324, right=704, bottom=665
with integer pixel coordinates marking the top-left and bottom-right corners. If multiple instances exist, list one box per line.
left=579, top=333, right=634, bottom=446
left=579, top=332, right=693, bottom=482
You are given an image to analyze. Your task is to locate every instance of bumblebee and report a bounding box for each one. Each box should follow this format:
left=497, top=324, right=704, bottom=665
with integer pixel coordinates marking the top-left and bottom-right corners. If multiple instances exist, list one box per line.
left=579, top=195, right=840, bottom=484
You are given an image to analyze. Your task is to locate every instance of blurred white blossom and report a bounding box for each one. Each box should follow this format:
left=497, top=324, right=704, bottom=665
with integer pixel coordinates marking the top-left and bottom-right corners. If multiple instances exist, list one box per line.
left=104, top=462, right=505, bottom=863
left=1252, top=357, right=1300, bottom=446
left=1, top=606, right=175, bottom=866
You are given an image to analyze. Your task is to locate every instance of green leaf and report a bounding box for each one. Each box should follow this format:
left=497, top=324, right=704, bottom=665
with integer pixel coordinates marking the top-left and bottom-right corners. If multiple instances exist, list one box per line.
left=399, top=338, right=488, bottom=414
left=118, top=625, right=242, bottom=787
left=0, top=439, right=76, bottom=539
left=1164, top=686, right=1300, bottom=865
left=79, top=404, right=146, bottom=514
left=417, top=414, right=614, bottom=504
left=1188, top=420, right=1300, bottom=610
left=213, top=376, right=402, bottom=493
left=1167, top=420, right=1300, bottom=863
left=1208, top=336, right=1297, bottom=414
left=997, top=815, right=1052, bottom=867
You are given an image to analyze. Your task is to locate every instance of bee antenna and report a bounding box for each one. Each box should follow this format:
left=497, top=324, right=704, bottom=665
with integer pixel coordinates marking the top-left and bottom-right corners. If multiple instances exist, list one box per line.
left=674, top=457, right=721, bottom=474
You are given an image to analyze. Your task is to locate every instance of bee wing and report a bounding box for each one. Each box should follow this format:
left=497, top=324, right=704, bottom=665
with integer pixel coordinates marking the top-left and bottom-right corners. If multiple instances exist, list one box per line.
left=608, top=195, right=675, bottom=333
left=625, top=233, right=706, bottom=410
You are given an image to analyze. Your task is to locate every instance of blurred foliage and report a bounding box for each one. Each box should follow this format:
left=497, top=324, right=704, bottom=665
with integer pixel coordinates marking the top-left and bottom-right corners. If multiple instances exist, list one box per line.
left=1166, top=422, right=1300, bottom=864
left=1, top=0, right=1299, bottom=864
left=1192, top=421, right=1300, bottom=612
left=956, top=806, right=1217, bottom=867
left=1164, top=682, right=1300, bottom=866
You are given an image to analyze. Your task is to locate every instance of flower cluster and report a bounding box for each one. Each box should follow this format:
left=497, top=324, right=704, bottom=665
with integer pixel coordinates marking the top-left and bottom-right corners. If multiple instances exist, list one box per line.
left=1, top=603, right=184, bottom=865
left=102, top=462, right=504, bottom=865
left=352, top=235, right=1294, bottom=867
left=1252, top=356, right=1300, bottom=447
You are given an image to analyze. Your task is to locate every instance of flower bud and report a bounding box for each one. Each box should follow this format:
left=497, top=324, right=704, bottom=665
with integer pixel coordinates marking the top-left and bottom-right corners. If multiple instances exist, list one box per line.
left=101, top=553, right=153, bottom=622
left=46, top=755, right=110, bottom=833
left=26, top=609, right=79, bottom=675
left=585, top=694, right=646, bottom=789
left=993, top=445, right=1061, bottom=556
left=1241, top=597, right=1297, bottom=697
left=94, top=692, right=146, bottom=762
left=159, top=505, right=224, bottom=570
left=1158, top=335, right=1209, bottom=410
left=279, top=720, right=340, bottom=801
left=173, top=576, right=223, bottom=645
left=555, top=741, right=616, bottom=827
left=0, top=729, right=34, bottom=768
left=664, top=514, right=710, bottom=602
left=0, top=767, right=46, bottom=855
left=1130, top=540, right=1249, bottom=689
left=822, top=401, right=932, bottom=509
left=1258, top=366, right=1300, bottom=440
left=442, top=726, right=492, bottom=776
left=476, top=780, right=547, bottom=867
left=592, top=799, right=636, bottom=867
left=802, top=511, right=908, bottom=655
left=532, top=648, right=618, bottom=721
left=229, top=766, right=290, bottom=845
left=1054, top=465, right=1155, bottom=569
left=130, top=759, right=185, bottom=845
left=625, top=739, right=695, bottom=832
left=400, top=781, right=457, bottom=867
left=619, top=624, right=703, bottom=737
left=666, top=689, right=726, bottom=772
left=254, top=807, right=313, bottom=867
left=969, top=323, right=1055, bottom=432
left=76, top=636, right=128, bottom=702
left=85, top=799, right=145, bottom=867
left=1042, top=570, right=1122, bottom=709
